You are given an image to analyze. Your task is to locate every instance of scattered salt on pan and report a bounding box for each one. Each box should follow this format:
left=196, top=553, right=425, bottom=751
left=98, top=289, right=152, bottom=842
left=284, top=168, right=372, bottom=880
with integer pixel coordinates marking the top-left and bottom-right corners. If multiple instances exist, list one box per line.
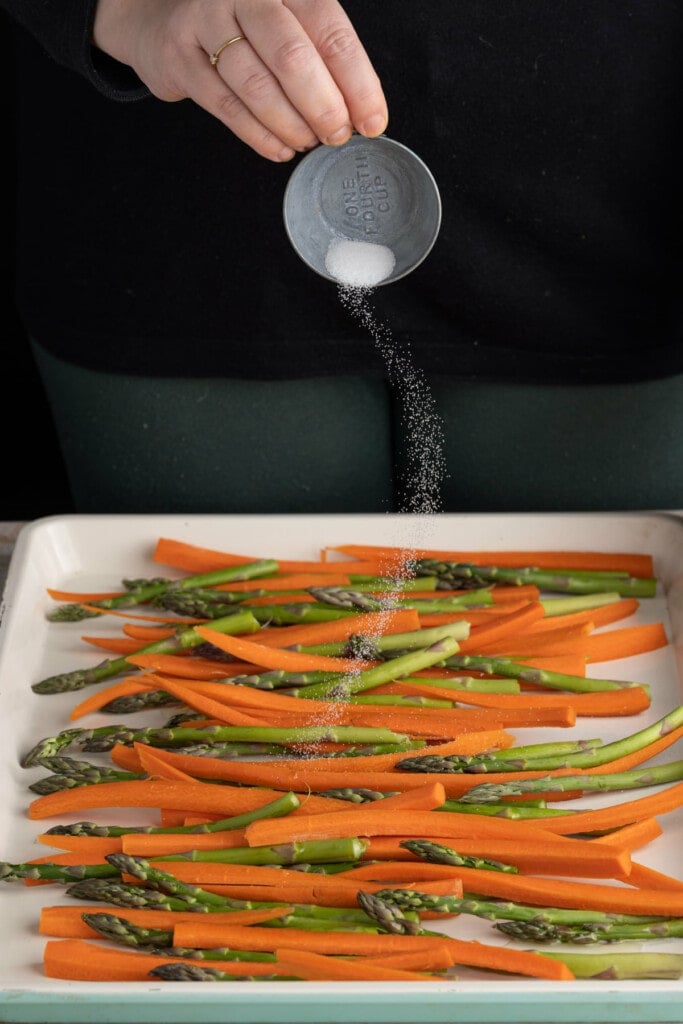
left=325, top=238, right=396, bottom=288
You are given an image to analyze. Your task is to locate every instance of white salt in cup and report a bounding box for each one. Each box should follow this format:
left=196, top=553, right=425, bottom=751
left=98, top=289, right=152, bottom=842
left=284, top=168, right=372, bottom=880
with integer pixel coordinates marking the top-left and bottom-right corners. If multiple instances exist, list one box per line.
left=283, top=134, right=442, bottom=286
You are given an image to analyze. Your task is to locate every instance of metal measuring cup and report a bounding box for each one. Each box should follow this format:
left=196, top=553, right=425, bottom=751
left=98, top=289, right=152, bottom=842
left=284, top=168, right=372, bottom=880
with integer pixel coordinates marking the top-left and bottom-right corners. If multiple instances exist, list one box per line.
left=283, top=134, right=442, bottom=285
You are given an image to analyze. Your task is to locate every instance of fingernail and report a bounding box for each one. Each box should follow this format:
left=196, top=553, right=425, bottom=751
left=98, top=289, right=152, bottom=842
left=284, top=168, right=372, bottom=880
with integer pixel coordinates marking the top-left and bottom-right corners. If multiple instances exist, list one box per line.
left=360, top=114, right=387, bottom=137
left=326, top=125, right=352, bottom=146
left=277, top=146, right=296, bottom=161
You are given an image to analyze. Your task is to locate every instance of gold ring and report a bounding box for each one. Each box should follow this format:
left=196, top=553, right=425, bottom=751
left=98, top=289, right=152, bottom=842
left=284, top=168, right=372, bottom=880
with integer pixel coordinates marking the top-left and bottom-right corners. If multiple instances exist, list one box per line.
left=209, top=35, right=246, bottom=67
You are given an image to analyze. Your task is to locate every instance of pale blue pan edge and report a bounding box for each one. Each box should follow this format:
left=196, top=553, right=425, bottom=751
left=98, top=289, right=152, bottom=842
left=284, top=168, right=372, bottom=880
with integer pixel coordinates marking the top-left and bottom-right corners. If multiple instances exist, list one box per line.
left=1, top=988, right=682, bottom=1024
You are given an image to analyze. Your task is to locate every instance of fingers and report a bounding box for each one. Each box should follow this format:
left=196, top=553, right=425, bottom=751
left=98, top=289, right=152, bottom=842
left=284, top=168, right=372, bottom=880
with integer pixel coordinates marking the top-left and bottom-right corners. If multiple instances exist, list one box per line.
left=99, top=0, right=389, bottom=163
left=206, top=34, right=319, bottom=156
left=235, top=0, right=388, bottom=146
left=287, top=0, right=389, bottom=139
left=189, top=57, right=308, bottom=161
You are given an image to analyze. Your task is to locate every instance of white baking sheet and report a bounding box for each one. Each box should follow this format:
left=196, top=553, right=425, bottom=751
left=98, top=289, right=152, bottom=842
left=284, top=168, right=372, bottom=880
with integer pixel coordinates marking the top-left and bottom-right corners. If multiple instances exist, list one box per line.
left=0, top=512, right=681, bottom=1023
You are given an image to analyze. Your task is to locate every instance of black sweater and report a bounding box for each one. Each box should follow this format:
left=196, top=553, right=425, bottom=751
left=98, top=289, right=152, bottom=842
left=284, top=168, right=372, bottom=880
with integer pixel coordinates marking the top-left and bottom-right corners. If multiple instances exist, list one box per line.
left=4, top=0, right=682, bottom=382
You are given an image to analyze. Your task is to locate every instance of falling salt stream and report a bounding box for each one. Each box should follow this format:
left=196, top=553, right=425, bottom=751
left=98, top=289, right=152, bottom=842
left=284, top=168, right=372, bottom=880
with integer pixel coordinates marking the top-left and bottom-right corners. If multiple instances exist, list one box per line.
left=323, top=238, right=450, bottom=703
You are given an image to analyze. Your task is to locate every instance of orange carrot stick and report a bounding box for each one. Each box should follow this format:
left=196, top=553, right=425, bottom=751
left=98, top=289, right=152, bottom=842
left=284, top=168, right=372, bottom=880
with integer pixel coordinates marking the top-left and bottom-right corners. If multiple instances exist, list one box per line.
left=476, top=639, right=591, bottom=659
left=270, top=947, right=444, bottom=982
left=135, top=862, right=460, bottom=901
left=323, top=544, right=655, bottom=578
left=39, top=904, right=295, bottom=939
left=361, top=948, right=456, bottom=972
left=473, top=620, right=593, bottom=653
left=516, top=654, right=588, bottom=677
left=46, top=589, right=125, bottom=602
left=109, top=742, right=144, bottom=772
left=116, top=730, right=513, bottom=782
left=521, top=782, right=683, bottom=835
left=120, top=830, right=251, bottom=857
left=133, top=743, right=201, bottom=783
left=527, top=598, right=640, bottom=633
left=411, top=587, right=540, bottom=606
left=589, top=817, right=663, bottom=851
left=125, top=652, right=250, bottom=679
left=621, top=862, right=683, bottom=891
left=456, top=602, right=546, bottom=652
left=33, top=835, right=123, bottom=858
left=121, top=675, right=268, bottom=727
left=244, top=807, right=567, bottom=847
left=131, top=674, right=574, bottom=735
left=78, top=604, right=202, bottom=625
left=80, top=636, right=147, bottom=655
left=104, top=752, right=578, bottom=802
left=583, top=622, right=669, bottom=663
left=227, top=592, right=318, bottom=606
left=216, top=574, right=352, bottom=591
left=169, top=923, right=573, bottom=981
left=192, top=626, right=377, bottom=672
left=417, top=606, right=531, bottom=628
left=68, top=677, right=154, bottom=720
left=344, top=839, right=630, bottom=880
left=122, top=624, right=178, bottom=641
left=156, top=877, right=463, bottom=909
left=390, top=681, right=651, bottom=718
left=27, top=779, right=310, bottom=820
left=43, top=939, right=284, bottom=981
left=36, top=835, right=123, bottom=858
left=404, top=864, right=683, bottom=917
left=151, top=537, right=383, bottom=575
left=241, top=608, right=421, bottom=648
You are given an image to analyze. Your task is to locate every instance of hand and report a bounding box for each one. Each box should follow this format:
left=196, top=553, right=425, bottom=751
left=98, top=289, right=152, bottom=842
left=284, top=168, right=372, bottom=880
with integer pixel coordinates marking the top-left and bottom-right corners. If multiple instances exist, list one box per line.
left=93, top=0, right=388, bottom=162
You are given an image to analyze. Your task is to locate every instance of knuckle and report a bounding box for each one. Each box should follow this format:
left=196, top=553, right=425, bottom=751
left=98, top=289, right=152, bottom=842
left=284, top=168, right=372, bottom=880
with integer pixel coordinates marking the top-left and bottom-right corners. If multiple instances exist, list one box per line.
left=271, top=37, right=313, bottom=76
left=253, top=126, right=288, bottom=160
left=240, top=68, right=276, bottom=104
left=317, top=25, right=359, bottom=64
left=215, top=88, right=247, bottom=122
left=312, top=103, right=349, bottom=133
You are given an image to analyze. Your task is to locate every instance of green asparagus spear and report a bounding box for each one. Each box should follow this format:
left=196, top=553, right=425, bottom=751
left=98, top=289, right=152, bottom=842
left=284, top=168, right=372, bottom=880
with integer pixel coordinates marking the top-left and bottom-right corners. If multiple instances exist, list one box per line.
left=291, top=631, right=464, bottom=701
left=99, top=671, right=336, bottom=712
left=82, top=913, right=274, bottom=954
left=29, top=768, right=144, bottom=794
left=31, top=609, right=262, bottom=694
left=152, top=837, right=367, bottom=866
left=158, top=590, right=353, bottom=624
left=67, top=878, right=207, bottom=911
left=43, top=792, right=300, bottom=838
left=47, top=561, right=279, bottom=621
left=397, top=738, right=604, bottom=774
left=78, top=723, right=412, bottom=754
left=496, top=918, right=683, bottom=943
left=148, top=963, right=282, bottom=981
left=460, top=758, right=683, bottom=804
left=399, top=839, right=519, bottom=873
left=443, top=653, right=649, bottom=695
left=67, top=875, right=388, bottom=926
left=0, top=861, right=119, bottom=883
left=356, top=891, right=424, bottom=935
left=293, top=622, right=469, bottom=658
left=369, top=889, right=665, bottom=926
left=414, top=559, right=657, bottom=597
left=539, top=951, right=683, bottom=980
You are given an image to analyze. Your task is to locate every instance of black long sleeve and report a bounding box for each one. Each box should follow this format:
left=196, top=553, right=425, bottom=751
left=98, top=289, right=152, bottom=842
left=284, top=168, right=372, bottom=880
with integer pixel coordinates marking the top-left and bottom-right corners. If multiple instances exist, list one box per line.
left=4, top=1, right=682, bottom=383
left=0, top=0, right=147, bottom=98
